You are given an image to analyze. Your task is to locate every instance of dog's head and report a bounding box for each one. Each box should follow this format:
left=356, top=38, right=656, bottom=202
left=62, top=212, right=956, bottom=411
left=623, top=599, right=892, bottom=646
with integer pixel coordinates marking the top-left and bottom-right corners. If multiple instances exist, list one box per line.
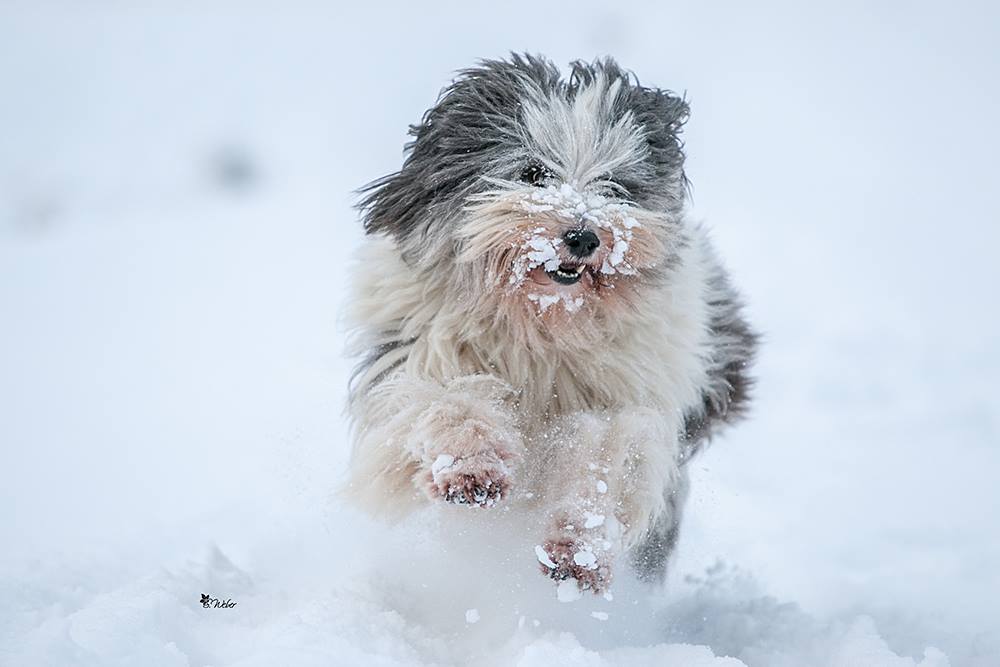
left=359, top=55, right=690, bottom=345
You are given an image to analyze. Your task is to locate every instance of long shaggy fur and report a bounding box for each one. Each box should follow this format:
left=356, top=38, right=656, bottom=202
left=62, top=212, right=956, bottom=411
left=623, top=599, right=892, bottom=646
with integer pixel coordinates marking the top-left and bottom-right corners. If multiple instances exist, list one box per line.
left=345, top=54, right=758, bottom=593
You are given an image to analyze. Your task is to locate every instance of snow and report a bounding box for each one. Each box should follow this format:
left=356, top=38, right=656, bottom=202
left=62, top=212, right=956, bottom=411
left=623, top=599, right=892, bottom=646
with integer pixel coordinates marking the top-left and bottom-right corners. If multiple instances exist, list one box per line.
left=536, top=545, right=558, bottom=569
left=431, top=453, right=456, bottom=477
left=520, top=184, right=640, bottom=278
left=557, top=579, right=585, bottom=603
left=527, top=290, right=584, bottom=314
left=2, top=2, right=1000, bottom=666
left=466, top=608, right=481, bottom=624
left=573, top=549, right=599, bottom=569
left=525, top=235, right=564, bottom=272
left=527, top=291, right=562, bottom=312
left=510, top=231, right=562, bottom=287
left=512, top=182, right=641, bottom=314
left=584, top=512, right=606, bottom=529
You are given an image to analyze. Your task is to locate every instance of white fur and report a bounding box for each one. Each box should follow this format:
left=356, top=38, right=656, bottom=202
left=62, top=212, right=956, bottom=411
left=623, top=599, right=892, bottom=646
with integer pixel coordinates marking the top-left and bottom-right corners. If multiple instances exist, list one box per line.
left=519, top=71, right=649, bottom=186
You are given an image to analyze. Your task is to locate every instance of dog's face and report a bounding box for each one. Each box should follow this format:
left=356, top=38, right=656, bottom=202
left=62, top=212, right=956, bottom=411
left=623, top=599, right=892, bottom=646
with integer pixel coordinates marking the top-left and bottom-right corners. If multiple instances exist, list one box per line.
left=360, top=55, right=689, bottom=343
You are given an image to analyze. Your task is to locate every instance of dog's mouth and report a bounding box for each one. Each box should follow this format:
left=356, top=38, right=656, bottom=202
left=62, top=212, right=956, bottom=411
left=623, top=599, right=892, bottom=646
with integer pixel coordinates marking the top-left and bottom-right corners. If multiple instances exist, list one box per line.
left=546, top=262, right=589, bottom=286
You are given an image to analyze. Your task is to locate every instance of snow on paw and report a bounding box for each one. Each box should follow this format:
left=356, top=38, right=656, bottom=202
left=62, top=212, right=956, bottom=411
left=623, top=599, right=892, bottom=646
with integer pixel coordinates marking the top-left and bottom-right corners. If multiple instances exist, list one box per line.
left=537, top=536, right=612, bottom=595
left=423, top=451, right=511, bottom=507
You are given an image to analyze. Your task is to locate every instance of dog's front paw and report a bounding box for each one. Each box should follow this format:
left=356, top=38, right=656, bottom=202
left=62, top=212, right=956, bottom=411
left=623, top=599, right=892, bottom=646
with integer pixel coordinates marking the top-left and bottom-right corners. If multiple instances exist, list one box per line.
left=422, top=450, right=511, bottom=507
left=537, top=536, right=613, bottom=595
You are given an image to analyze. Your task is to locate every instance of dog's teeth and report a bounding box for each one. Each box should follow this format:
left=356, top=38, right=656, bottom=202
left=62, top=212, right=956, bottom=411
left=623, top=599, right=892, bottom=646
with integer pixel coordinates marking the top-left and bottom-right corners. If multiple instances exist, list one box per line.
left=556, top=265, right=584, bottom=278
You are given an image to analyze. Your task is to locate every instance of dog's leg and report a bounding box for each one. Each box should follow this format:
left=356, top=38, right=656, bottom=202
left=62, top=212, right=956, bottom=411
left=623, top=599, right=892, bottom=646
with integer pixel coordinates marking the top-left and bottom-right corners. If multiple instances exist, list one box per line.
left=628, top=469, right=689, bottom=583
left=535, top=411, right=617, bottom=594
left=409, top=374, right=524, bottom=507
left=350, top=373, right=523, bottom=511
left=537, top=408, right=682, bottom=594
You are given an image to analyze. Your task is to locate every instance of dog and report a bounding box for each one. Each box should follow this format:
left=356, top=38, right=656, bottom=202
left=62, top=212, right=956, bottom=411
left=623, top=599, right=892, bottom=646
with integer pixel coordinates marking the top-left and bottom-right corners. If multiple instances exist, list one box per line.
left=345, top=54, right=757, bottom=595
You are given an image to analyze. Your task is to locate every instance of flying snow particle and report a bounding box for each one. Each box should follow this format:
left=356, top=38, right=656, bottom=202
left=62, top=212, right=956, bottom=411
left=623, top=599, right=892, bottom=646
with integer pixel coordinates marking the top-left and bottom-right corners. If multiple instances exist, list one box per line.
left=465, top=608, right=480, bottom=624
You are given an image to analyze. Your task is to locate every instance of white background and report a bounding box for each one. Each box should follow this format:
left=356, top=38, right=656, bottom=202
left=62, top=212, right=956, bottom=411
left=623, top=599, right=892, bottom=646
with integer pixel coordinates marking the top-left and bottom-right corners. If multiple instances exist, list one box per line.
left=1, top=2, right=998, bottom=665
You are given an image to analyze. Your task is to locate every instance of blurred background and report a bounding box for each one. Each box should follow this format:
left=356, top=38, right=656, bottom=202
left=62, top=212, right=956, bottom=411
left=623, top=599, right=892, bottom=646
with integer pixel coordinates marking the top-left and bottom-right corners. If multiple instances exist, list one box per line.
left=1, top=1, right=998, bottom=665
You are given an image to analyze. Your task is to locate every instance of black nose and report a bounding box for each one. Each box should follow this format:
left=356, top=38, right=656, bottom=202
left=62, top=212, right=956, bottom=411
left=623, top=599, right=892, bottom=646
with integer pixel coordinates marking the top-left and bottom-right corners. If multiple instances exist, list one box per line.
left=562, top=228, right=600, bottom=258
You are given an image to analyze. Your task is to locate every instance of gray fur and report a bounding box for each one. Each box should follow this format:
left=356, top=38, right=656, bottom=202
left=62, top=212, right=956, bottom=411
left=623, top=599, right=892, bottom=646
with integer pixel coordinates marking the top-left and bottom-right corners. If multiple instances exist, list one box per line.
left=680, top=247, right=760, bottom=463
left=631, top=472, right=690, bottom=583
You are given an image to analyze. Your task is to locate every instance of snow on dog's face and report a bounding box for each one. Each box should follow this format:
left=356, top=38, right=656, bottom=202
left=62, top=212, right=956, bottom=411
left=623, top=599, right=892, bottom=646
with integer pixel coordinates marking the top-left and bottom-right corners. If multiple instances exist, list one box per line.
left=359, top=55, right=689, bottom=341
left=457, top=182, right=669, bottom=318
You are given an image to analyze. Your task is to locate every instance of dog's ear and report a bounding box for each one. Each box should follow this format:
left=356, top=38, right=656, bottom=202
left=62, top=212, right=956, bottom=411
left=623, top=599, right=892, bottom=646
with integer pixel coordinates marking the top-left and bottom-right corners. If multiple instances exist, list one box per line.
left=628, top=86, right=689, bottom=173
left=356, top=97, right=466, bottom=241
left=357, top=163, right=431, bottom=240
left=359, top=54, right=561, bottom=242
left=355, top=85, right=490, bottom=242
left=621, top=85, right=690, bottom=208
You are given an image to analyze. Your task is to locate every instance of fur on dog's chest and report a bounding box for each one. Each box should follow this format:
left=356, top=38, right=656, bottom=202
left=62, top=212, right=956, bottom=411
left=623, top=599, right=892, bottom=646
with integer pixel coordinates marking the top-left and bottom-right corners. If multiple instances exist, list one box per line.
left=486, top=344, right=669, bottom=418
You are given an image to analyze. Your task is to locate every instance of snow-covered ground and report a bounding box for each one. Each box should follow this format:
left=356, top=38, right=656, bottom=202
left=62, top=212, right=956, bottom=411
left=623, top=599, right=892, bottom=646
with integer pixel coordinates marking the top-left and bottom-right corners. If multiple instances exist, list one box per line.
left=2, top=2, right=999, bottom=665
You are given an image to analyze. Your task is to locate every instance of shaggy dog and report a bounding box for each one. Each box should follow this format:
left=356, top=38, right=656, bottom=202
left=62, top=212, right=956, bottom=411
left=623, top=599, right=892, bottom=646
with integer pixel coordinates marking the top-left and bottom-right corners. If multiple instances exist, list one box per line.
left=345, top=54, right=757, bottom=595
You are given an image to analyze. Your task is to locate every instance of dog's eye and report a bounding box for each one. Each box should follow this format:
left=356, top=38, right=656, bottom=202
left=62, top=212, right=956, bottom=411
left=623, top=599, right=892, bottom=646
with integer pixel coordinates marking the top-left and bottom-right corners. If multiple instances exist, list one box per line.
left=519, top=164, right=552, bottom=187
